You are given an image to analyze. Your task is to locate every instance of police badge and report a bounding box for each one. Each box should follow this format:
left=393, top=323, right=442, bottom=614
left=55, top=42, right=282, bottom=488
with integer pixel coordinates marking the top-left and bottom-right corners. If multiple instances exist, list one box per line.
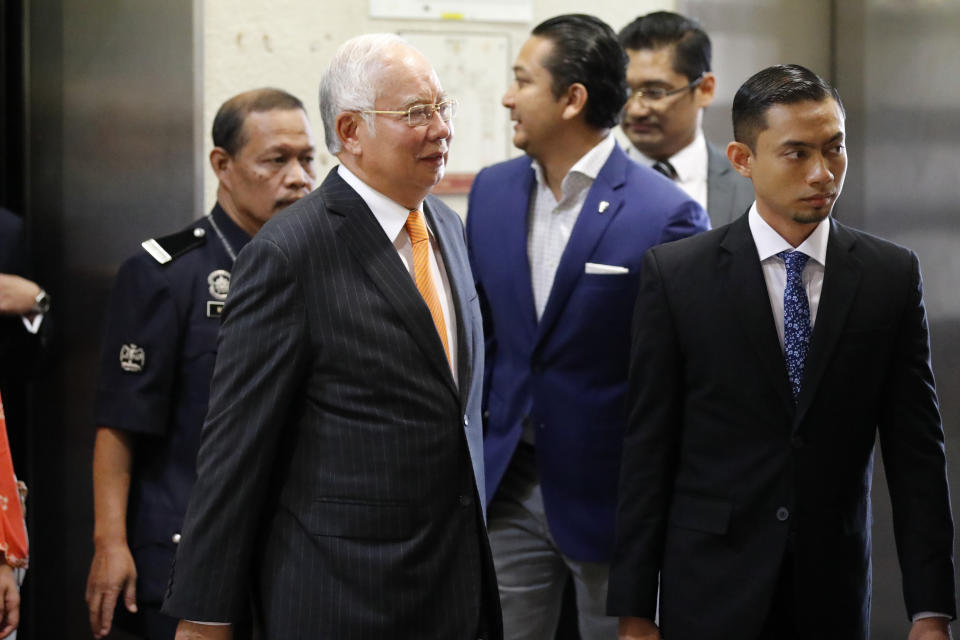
left=119, top=344, right=146, bottom=372
left=208, top=269, right=231, bottom=300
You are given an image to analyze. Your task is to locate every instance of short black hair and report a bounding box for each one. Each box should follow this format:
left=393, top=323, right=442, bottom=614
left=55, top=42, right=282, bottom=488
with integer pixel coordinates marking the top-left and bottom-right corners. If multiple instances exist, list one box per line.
left=212, top=88, right=306, bottom=156
left=532, top=14, right=629, bottom=130
left=618, top=11, right=711, bottom=82
left=732, top=64, right=845, bottom=150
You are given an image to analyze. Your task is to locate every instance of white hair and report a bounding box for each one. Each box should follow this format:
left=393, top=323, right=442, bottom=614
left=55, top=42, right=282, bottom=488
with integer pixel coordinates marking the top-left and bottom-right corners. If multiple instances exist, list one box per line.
left=319, top=33, right=410, bottom=155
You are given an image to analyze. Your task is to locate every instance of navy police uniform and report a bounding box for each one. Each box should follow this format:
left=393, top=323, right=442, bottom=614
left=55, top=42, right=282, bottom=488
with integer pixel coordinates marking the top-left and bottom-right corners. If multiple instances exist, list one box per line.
left=95, top=204, right=250, bottom=639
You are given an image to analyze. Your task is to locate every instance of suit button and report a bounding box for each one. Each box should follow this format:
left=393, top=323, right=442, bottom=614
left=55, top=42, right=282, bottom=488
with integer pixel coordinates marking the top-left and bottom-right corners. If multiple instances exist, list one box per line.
left=171, top=533, right=182, bottom=544
left=459, top=495, right=473, bottom=507
left=532, top=363, right=543, bottom=374
left=776, top=507, right=790, bottom=522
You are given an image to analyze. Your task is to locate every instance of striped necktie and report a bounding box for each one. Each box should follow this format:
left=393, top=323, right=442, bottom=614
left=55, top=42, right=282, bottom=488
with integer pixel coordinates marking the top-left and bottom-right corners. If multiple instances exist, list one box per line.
left=653, top=159, right=678, bottom=180
left=405, top=210, right=451, bottom=366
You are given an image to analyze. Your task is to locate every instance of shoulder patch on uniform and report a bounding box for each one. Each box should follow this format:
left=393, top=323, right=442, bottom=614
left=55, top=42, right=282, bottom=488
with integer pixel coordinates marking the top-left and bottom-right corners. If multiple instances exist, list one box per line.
left=141, top=225, right=207, bottom=264
left=119, top=343, right=146, bottom=372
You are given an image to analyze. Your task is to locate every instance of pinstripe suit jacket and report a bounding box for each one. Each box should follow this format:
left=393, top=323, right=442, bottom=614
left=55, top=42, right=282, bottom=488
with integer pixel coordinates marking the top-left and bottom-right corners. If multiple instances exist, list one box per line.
left=162, top=168, right=502, bottom=639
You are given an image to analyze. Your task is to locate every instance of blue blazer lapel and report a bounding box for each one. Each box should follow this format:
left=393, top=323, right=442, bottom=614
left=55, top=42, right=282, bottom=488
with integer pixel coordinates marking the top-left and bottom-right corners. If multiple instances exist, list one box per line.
left=323, top=169, right=458, bottom=397
left=534, top=145, right=626, bottom=348
left=505, top=163, right=539, bottom=335
left=794, top=219, right=861, bottom=427
left=720, top=216, right=795, bottom=414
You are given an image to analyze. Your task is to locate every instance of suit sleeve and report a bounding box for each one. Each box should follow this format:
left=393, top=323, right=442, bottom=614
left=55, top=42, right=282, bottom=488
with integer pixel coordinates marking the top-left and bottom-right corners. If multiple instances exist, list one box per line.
left=162, top=237, right=309, bottom=622
left=607, top=248, right=684, bottom=618
left=657, top=199, right=711, bottom=245
left=877, top=251, right=956, bottom=619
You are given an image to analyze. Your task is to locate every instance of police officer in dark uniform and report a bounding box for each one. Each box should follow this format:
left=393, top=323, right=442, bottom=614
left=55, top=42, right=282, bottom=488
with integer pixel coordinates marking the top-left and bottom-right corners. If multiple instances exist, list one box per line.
left=85, top=88, right=317, bottom=640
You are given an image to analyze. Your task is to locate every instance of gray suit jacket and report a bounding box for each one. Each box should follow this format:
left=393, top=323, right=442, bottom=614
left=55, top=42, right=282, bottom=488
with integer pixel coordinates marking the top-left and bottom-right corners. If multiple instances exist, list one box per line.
left=706, top=141, right=754, bottom=227
left=162, top=168, right=502, bottom=639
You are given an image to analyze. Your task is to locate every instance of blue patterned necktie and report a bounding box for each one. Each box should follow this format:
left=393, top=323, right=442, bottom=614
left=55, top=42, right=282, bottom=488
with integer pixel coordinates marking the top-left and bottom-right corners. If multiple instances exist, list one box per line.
left=779, top=250, right=810, bottom=401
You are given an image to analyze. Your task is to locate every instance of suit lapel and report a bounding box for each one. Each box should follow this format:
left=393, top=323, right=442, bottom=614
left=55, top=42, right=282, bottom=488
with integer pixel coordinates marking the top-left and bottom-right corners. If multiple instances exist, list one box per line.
left=423, top=197, right=472, bottom=404
left=707, top=144, right=735, bottom=226
left=323, top=169, right=458, bottom=397
left=794, top=220, right=860, bottom=427
left=506, top=164, right=539, bottom=337
left=534, top=146, right=626, bottom=349
left=721, top=217, right=795, bottom=414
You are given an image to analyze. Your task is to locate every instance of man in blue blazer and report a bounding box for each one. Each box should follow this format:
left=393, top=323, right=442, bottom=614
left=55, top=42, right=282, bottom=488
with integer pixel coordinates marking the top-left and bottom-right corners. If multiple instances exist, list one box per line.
left=467, top=14, right=709, bottom=640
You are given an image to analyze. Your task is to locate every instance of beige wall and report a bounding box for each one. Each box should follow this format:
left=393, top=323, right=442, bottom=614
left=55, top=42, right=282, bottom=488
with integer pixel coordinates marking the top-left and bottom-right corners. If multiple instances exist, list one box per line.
left=202, top=0, right=674, bottom=213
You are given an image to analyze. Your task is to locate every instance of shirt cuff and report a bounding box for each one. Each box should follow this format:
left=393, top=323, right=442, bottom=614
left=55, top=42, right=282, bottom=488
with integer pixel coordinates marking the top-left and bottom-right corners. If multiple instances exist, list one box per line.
left=912, top=612, right=951, bottom=621
left=21, top=313, right=43, bottom=334
left=186, top=621, right=232, bottom=626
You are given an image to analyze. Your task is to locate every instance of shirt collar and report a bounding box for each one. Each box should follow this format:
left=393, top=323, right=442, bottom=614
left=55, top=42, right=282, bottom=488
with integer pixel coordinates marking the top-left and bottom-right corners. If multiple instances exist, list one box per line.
left=211, top=202, right=254, bottom=252
left=337, top=164, right=427, bottom=243
left=630, top=128, right=708, bottom=183
left=748, top=202, right=830, bottom=267
left=530, top=133, right=616, bottom=195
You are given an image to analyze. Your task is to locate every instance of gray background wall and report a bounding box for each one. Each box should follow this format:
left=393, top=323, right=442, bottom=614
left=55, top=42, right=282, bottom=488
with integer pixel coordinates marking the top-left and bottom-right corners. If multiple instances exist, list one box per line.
left=7, top=0, right=959, bottom=636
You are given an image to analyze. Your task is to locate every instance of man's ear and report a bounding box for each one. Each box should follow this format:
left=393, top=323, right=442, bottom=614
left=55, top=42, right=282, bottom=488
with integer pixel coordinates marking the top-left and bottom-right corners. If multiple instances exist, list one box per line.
left=727, top=141, right=754, bottom=179
left=694, top=72, right=716, bottom=109
left=561, top=82, right=588, bottom=121
left=336, top=112, right=363, bottom=155
left=209, top=147, right=232, bottom=184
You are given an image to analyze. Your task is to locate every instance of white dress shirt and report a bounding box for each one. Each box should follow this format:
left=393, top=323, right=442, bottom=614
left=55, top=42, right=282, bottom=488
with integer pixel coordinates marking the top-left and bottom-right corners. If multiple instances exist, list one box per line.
left=748, top=204, right=828, bottom=351
left=627, top=129, right=709, bottom=211
left=338, top=164, right=459, bottom=383
left=528, top=134, right=616, bottom=318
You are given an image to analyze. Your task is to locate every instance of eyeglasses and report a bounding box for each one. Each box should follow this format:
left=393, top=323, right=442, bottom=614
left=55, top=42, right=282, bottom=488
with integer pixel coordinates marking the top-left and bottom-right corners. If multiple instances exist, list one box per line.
left=627, top=75, right=703, bottom=104
left=362, top=99, right=458, bottom=127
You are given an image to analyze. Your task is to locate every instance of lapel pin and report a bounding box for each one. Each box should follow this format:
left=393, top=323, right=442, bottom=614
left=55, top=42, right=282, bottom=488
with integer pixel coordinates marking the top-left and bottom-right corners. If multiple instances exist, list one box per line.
left=598, top=200, right=609, bottom=213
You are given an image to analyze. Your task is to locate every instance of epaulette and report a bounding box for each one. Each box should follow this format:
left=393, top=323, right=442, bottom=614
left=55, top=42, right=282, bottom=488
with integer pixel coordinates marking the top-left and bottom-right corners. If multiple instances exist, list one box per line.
left=141, top=225, right=208, bottom=264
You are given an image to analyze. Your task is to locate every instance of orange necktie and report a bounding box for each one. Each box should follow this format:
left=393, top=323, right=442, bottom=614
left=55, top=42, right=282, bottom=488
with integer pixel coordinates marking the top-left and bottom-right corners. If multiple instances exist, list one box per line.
left=405, top=210, right=451, bottom=366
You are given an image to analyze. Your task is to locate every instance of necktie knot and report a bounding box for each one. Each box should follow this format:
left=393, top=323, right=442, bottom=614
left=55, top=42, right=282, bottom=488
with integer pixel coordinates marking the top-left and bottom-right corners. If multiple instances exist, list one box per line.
left=778, top=249, right=809, bottom=275
left=405, top=210, right=429, bottom=245
left=652, top=160, right=678, bottom=181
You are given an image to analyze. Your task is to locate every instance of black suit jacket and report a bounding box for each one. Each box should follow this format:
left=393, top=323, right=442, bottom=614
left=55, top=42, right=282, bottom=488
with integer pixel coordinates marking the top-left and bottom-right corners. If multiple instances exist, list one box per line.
left=608, top=215, right=955, bottom=639
left=163, top=169, right=501, bottom=639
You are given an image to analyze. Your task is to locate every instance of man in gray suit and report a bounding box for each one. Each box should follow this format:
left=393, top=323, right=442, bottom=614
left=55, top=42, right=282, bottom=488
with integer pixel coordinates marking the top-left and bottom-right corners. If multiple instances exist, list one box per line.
left=619, top=11, right=753, bottom=227
left=162, top=34, right=502, bottom=640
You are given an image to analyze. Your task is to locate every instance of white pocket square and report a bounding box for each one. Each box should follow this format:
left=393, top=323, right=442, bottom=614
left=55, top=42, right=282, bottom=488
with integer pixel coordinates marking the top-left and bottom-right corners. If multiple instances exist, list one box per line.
left=584, top=262, right=629, bottom=275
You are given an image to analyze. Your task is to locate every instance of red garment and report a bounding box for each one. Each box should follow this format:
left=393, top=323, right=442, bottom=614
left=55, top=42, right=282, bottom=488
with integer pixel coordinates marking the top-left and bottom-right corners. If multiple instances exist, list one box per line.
left=0, top=392, right=27, bottom=568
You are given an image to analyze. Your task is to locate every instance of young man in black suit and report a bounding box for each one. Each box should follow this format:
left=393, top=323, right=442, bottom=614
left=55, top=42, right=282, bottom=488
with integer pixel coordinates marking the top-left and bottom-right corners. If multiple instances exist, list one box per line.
left=608, top=64, right=955, bottom=640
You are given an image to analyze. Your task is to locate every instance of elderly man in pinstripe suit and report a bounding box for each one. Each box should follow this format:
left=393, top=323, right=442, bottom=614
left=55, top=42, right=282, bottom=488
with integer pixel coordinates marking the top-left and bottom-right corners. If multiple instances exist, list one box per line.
left=163, top=34, right=502, bottom=640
